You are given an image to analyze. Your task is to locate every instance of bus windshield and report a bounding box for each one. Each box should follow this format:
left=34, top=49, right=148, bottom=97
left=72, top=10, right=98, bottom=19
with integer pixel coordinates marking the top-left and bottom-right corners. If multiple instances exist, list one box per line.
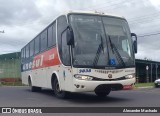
left=69, top=14, right=134, bottom=68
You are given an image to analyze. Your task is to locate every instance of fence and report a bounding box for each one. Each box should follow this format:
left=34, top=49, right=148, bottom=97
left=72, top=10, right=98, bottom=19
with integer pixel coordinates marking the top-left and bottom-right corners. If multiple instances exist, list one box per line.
left=0, top=57, right=21, bottom=85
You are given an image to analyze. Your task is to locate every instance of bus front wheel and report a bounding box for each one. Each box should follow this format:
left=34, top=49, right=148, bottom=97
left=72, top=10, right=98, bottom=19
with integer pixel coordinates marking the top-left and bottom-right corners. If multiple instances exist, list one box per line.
left=53, top=78, right=68, bottom=98
left=95, top=89, right=111, bottom=97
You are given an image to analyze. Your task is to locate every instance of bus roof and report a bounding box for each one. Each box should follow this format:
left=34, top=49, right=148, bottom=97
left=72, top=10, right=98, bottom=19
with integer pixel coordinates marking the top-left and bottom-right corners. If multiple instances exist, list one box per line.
left=64, top=10, right=125, bottom=19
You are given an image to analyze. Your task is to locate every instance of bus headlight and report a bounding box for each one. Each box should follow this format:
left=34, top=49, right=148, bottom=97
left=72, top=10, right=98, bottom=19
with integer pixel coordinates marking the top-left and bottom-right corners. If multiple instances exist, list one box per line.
left=125, top=74, right=135, bottom=79
left=74, top=75, right=93, bottom=81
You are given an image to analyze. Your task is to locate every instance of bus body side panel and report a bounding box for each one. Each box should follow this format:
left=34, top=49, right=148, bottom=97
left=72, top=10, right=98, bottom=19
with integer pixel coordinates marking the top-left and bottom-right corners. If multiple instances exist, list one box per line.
left=58, top=66, right=74, bottom=91
left=21, top=47, right=63, bottom=88
left=21, top=71, right=29, bottom=85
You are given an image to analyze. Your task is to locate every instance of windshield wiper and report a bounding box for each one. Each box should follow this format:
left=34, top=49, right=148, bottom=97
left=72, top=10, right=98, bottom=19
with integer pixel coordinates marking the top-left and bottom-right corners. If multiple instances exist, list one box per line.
left=93, top=35, right=104, bottom=67
left=108, top=36, right=126, bottom=67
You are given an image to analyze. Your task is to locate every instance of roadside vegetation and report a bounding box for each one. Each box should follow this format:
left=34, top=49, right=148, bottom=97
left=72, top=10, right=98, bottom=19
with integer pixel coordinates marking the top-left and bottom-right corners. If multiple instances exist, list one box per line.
left=0, top=81, right=25, bottom=86
left=134, top=82, right=154, bottom=88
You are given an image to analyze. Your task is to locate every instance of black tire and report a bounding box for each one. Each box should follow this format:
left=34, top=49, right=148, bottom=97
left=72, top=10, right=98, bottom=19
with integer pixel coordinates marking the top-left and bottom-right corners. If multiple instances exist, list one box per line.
left=28, top=78, right=41, bottom=92
left=95, top=89, right=111, bottom=97
left=53, top=78, right=68, bottom=98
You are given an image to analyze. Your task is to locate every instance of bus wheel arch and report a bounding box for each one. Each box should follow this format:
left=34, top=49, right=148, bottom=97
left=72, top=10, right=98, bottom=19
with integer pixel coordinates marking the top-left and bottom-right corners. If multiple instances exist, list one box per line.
left=51, top=73, right=68, bottom=98
left=51, top=73, right=58, bottom=89
left=28, top=75, right=41, bottom=92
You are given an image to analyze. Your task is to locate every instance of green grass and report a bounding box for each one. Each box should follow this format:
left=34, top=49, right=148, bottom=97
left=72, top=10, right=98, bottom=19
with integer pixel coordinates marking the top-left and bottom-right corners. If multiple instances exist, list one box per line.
left=0, top=81, right=26, bottom=86
left=134, top=82, right=154, bottom=88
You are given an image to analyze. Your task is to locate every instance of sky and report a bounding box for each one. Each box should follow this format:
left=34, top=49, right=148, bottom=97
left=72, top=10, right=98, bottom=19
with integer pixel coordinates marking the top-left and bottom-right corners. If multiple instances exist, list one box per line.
left=0, top=0, right=160, bottom=61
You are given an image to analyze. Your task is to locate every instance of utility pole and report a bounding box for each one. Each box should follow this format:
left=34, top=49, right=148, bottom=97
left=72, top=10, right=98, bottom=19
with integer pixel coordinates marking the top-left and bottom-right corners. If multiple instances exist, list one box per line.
left=156, top=64, right=158, bottom=79
left=146, top=65, right=149, bottom=83
left=151, top=63, right=152, bottom=82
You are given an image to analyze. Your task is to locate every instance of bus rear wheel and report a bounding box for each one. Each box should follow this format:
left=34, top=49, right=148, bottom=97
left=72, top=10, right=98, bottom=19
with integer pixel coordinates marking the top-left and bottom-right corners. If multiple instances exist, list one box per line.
left=28, top=78, right=41, bottom=92
left=53, top=78, right=68, bottom=98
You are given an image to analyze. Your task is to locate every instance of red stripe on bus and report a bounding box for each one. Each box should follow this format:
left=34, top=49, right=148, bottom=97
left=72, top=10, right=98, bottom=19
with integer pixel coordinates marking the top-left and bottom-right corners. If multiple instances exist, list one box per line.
left=32, top=47, right=61, bottom=69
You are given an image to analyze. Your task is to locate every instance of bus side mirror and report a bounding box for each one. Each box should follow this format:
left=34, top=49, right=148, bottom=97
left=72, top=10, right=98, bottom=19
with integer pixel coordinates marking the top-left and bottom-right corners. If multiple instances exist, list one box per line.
left=131, top=33, right=137, bottom=54
left=67, top=28, right=74, bottom=46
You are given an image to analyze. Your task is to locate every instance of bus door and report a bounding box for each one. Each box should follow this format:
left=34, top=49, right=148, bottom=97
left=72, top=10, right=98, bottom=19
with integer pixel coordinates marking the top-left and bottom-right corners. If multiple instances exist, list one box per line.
left=57, top=15, right=73, bottom=91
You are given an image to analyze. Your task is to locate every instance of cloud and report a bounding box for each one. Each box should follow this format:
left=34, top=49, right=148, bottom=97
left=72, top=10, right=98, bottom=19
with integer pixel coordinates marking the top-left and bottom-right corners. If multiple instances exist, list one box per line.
left=0, top=0, right=41, bottom=26
left=149, top=0, right=160, bottom=10
left=0, top=0, right=160, bottom=62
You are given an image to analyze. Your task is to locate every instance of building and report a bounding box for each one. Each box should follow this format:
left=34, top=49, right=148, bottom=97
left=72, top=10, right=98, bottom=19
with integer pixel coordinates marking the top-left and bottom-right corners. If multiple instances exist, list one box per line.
left=0, top=52, right=21, bottom=82
left=0, top=52, right=159, bottom=83
left=136, top=59, right=160, bottom=83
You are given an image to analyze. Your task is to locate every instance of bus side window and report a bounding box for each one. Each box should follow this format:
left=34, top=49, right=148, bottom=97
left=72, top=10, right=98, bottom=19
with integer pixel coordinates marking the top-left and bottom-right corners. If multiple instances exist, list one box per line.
left=21, top=49, right=23, bottom=59
left=26, top=44, right=29, bottom=58
left=24, top=47, right=26, bottom=59
left=21, top=49, right=24, bottom=63
left=40, top=30, right=47, bottom=51
left=35, top=36, right=40, bottom=54
left=53, top=23, right=56, bottom=45
left=61, top=31, right=70, bottom=66
left=48, top=22, right=56, bottom=47
left=30, top=40, right=34, bottom=57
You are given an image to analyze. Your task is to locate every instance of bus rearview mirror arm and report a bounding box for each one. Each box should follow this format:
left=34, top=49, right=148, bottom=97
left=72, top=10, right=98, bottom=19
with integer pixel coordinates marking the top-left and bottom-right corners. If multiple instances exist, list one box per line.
left=131, top=33, right=137, bottom=54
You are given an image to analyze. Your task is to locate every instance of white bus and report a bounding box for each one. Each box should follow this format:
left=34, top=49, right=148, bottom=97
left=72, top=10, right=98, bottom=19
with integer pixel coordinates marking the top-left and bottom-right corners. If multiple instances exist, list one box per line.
left=21, top=11, right=137, bottom=98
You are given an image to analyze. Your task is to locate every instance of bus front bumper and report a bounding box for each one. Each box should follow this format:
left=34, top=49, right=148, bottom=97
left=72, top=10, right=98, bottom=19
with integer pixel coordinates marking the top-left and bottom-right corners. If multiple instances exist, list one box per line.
left=72, top=78, right=135, bottom=92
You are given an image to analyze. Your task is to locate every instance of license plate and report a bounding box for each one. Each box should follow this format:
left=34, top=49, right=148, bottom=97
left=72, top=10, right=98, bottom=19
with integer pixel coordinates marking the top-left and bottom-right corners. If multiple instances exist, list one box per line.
left=123, top=85, right=133, bottom=90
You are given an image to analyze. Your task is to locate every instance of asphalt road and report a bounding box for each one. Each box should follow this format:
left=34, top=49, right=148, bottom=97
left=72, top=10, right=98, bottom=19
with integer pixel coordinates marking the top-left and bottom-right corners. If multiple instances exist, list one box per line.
left=0, top=86, right=160, bottom=107
left=0, top=86, right=160, bottom=116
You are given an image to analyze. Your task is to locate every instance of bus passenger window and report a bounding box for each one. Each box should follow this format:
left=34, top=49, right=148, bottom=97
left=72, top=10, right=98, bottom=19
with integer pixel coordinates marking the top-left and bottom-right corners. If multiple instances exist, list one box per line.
left=21, top=49, right=23, bottom=59
left=30, top=40, right=34, bottom=57
left=35, top=36, right=40, bottom=54
left=24, top=47, right=26, bottom=59
left=26, top=45, right=29, bottom=58
left=40, top=30, right=47, bottom=51
left=48, top=22, right=56, bottom=47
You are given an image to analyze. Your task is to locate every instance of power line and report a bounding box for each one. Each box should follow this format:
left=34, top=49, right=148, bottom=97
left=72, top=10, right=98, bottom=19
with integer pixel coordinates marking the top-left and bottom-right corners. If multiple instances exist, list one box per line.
left=138, top=32, right=160, bottom=37
left=128, top=15, right=160, bottom=24
left=87, top=0, right=128, bottom=11
left=128, top=16, right=160, bottom=29
left=84, top=0, right=160, bottom=26
left=83, top=0, right=160, bottom=27
left=128, top=12, right=160, bottom=21
left=82, top=0, right=126, bottom=10
left=82, top=0, right=160, bottom=26
left=2, top=0, right=160, bottom=37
